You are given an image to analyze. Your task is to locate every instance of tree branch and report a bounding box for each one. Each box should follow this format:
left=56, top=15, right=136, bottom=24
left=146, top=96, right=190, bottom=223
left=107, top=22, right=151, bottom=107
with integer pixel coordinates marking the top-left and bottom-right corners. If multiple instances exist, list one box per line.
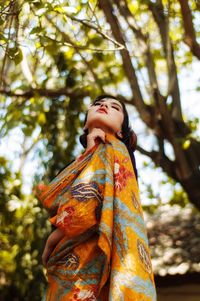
left=113, top=0, right=160, bottom=95
left=0, top=2, right=15, bottom=88
left=178, top=0, right=200, bottom=60
left=19, top=136, right=41, bottom=170
left=137, top=144, right=178, bottom=181
left=0, top=88, right=88, bottom=98
left=63, top=12, right=125, bottom=51
left=152, top=88, right=191, bottom=179
left=147, top=0, right=183, bottom=122
left=44, top=14, right=105, bottom=93
left=98, top=0, right=155, bottom=128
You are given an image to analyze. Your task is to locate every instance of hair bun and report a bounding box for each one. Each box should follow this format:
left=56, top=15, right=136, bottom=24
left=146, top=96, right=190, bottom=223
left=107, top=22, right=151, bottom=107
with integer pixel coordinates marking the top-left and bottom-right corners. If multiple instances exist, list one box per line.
left=123, top=128, right=137, bottom=152
left=129, top=129, right=137, bottom=151
left=79, top=129, right=88, bottom=148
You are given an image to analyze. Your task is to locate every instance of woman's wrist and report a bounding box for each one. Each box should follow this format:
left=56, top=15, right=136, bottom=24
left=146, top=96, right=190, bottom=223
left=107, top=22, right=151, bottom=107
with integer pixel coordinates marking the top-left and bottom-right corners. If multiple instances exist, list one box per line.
left=47, top=228, right=65, bottom=247
left=86, top=134, right=96, bottom=149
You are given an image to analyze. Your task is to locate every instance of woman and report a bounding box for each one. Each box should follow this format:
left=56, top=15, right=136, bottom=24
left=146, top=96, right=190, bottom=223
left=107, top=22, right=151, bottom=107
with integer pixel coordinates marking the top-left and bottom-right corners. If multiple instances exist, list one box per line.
left=39, top=95, right=157, bottom=301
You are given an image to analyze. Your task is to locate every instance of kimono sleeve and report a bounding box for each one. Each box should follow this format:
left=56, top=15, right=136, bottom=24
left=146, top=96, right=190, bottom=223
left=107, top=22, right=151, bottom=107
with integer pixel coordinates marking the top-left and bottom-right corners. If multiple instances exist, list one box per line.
left=49, top=181, right=103, bottom=239
left=47, top=140, right=114, bottom=239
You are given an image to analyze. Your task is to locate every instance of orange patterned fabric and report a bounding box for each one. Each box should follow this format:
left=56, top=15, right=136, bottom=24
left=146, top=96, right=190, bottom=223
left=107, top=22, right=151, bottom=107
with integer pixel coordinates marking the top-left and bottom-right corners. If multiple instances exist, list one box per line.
left=39, top=133, right=156, bottom=301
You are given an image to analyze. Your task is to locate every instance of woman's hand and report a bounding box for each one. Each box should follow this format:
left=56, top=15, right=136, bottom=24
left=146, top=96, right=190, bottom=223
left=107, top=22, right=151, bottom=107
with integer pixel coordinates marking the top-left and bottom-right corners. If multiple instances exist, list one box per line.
left=42, top=228, right=65, bottom=267
left=86, top=128, right=106, bottom=151
left=42, top=241, right=54, bottom=267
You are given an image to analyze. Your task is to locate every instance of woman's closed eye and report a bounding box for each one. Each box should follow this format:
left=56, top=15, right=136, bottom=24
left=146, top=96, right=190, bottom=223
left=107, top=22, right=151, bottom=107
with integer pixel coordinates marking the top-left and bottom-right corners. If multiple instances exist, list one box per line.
left=112, top=106, right=119, bottom=111
left=94, top=101, right=103, bottom=106
left=94, top=102, right=120, bottom=111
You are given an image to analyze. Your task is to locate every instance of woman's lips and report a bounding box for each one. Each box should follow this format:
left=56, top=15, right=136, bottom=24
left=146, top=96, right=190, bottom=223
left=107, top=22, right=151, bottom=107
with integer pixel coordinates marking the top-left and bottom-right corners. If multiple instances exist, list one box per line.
left=97, top=108, right=108, bottom=114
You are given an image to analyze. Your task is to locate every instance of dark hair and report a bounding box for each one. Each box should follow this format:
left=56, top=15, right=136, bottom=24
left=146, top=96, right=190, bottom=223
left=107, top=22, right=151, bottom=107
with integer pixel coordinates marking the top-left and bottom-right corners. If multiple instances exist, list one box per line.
left=79, top=94, right=138, bottom=180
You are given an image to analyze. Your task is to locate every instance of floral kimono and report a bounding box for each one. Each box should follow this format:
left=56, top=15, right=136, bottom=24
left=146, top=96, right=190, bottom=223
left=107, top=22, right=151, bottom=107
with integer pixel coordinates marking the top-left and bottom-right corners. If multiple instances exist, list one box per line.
left=38, top=133, right=157, bottom=301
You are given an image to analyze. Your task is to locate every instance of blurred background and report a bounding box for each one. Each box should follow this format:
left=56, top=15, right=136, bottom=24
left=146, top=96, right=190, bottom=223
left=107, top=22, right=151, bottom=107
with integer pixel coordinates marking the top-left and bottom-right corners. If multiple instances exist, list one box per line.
left=0, top=1, right=200, bottom=300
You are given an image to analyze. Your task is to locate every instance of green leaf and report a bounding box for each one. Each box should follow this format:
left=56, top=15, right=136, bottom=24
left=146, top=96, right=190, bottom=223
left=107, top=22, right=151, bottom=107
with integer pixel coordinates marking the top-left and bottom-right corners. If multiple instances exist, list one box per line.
left=22, top=127, right=33, bottom=136
left=31, top=1, right=43, bottom=7
left=14, top=48, right=23, bottom=65
left=0, top=33, right=7, bottom=42
left=90, top=36, right=103, bottom=46
left=182, top=139, right=191, bottom=149
left=37, top=113, right=46, bottom=125
left=0, top=16, right=4, bottom=26
left=8, top=47, right=17, bottom=58
left=45, top=43, right=56, bottom=55
left=54, top=5, right=77, bottom=14
left=7, top=47, right=23, bottom=64
left=30, top=26, right=42, bottom=35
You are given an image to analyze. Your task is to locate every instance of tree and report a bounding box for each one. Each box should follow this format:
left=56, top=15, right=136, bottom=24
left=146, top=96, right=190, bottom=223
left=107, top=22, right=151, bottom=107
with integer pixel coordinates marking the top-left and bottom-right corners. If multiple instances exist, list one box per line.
left=0, top=157, right=50, bottom=301
left=98, top=0, right=200, bottom=209
left=0, top=1, right=200, bottom=299
left=0, top=0, right=199, bottom=208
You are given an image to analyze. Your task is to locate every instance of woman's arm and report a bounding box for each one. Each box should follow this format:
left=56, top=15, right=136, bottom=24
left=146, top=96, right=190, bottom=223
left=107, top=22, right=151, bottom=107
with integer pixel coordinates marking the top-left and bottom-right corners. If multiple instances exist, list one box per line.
left=42, top=228, right=65, bottom=267
left=43, top=128, right=106, bottom=263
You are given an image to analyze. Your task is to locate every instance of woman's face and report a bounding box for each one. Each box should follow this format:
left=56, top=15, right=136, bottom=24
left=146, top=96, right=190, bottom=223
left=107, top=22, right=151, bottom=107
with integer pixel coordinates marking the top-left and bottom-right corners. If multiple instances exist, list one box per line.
left=84, top=98, right=124, bottom=135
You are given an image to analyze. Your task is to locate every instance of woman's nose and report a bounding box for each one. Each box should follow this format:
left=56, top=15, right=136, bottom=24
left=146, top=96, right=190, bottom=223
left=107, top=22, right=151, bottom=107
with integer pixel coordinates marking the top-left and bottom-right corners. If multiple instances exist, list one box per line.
left=100, top=103, right=108, bottom=108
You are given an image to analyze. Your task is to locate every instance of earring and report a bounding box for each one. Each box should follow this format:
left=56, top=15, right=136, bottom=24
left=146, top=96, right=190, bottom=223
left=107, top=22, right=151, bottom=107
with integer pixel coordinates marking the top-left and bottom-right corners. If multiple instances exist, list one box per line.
left=117, top=131, right=123, bottom=138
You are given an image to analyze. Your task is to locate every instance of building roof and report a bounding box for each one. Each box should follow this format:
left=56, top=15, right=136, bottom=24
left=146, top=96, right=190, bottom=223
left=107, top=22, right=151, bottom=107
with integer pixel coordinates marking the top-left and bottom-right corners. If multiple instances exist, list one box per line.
left=145, top=204, right=200, bottom=277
